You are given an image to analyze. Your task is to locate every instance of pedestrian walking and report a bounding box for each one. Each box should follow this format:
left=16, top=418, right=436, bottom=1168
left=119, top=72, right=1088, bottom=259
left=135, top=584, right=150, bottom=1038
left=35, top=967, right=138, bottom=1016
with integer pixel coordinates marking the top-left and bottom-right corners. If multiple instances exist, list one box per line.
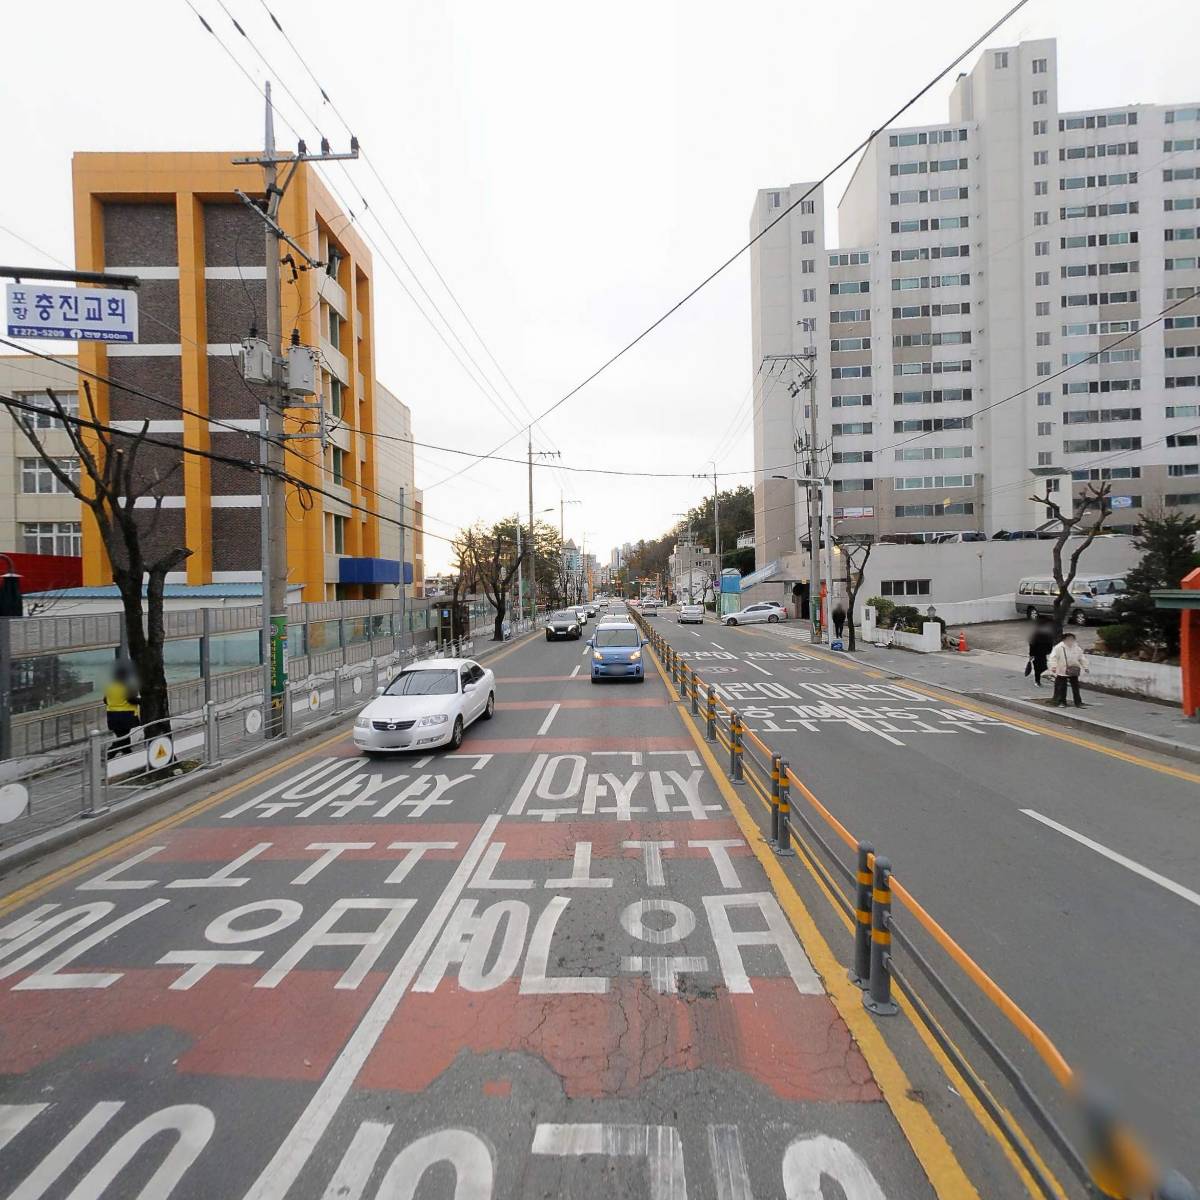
left=1047, top=633, right=1087, bottom=708
left=832, top=603, right=847, bottom=641
left=1027, top=619, right=1054, bottom=687
left=104, top=662, right=140, bottom=757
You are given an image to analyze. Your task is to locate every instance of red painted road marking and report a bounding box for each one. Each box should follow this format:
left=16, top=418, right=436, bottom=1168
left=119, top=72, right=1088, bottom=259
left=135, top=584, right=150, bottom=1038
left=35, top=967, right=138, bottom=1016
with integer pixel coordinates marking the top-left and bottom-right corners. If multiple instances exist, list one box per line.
left=104, top=819, right=749, bottom=863
left=358, top=978, right=879, bottom=1103
left=501, top=698, right=670, bottom=710
left=0, top=967, right=384, bottom=1081
left=493, top=674, right=594, bottom=684
left=466, top=737, right=694, bottom=753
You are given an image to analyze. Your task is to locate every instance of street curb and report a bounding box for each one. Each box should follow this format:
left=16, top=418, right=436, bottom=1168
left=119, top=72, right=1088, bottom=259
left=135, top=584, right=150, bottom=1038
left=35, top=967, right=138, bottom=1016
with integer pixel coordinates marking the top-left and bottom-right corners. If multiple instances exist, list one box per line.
left=0, top=628, right=540, bottom=879
left=834, top=647, right=1200, bottom=767
left=0, top=708, right=355, bottom=878
left=966, top=691, right=1200, bottom=766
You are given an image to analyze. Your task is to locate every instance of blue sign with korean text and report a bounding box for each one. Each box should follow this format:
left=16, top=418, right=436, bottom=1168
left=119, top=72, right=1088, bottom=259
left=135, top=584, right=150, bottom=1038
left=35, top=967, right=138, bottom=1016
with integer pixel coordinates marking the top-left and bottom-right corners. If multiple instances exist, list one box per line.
left=6, top=282, right=138, bottom=342
left=1110, top=495, right=1134, bottom=509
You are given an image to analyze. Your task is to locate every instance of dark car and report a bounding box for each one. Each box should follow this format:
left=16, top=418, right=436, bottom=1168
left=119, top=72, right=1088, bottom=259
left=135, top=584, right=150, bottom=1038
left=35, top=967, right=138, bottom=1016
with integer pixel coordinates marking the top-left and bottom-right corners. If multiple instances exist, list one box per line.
left=545, top=610, right=583, bottom=641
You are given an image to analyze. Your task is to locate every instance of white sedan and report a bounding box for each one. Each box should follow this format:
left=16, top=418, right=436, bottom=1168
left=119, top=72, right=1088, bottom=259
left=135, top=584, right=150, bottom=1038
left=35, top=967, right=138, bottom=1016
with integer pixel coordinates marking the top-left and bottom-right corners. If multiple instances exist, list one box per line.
left=723, top=602, right=788, bottom=627
left=677, top=603, right=704, bottom=624
left=353, top=658, right=495, bottom=754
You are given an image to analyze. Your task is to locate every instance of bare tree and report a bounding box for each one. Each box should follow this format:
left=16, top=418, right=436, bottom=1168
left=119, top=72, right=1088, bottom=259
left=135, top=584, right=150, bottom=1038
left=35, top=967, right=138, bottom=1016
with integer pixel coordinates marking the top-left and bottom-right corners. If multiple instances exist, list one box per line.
left=833, top=533, right=874, bottom=651
left=1029, top=480, right=1113, bottom=633
left=1, top=384, right=192, bottom=732
left=462, top=521, right=526, bottom=641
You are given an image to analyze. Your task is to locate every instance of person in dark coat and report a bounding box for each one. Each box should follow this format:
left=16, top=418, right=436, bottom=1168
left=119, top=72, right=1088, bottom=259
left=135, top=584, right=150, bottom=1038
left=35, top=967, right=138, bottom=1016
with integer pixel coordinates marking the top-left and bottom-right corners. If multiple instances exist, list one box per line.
left=832, top=603, right=847, bottom=640
left=1027, top=620, right=1054, bottom=687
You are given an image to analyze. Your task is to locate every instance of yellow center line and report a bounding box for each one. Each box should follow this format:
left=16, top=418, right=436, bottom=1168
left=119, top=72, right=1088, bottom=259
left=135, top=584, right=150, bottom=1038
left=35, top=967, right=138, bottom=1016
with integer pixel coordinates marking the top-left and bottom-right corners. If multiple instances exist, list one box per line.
left=0, top=632, right=540, bottom=915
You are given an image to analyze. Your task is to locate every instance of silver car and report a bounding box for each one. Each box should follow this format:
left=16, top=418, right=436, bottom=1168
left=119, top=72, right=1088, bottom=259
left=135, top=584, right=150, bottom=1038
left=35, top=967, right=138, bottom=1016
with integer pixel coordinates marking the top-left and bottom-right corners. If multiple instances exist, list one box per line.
left=723, top=602, right=787, bottom=627
left=677, top=603, right=704, bottom=624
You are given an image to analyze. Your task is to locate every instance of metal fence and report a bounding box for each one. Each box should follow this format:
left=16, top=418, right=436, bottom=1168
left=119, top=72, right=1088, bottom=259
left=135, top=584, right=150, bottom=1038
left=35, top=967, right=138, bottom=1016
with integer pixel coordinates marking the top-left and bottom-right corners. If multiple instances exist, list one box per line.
left=0, top=617, right=540, bottom=856
left=1, top=594, right=500, bottom=758
left=634, top=612, right=1195, bottom=1200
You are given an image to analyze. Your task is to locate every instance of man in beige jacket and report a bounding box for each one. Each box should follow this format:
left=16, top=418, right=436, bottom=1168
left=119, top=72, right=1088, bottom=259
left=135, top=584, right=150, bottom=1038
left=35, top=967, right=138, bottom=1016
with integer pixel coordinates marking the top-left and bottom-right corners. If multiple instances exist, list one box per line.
left=1048, top=632, right=1087, bottom=708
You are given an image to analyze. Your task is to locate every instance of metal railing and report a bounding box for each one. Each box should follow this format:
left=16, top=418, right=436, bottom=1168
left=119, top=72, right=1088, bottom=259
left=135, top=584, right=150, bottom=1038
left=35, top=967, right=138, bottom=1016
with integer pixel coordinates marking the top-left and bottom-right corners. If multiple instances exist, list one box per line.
left=0, top=625, right=534, bottom=856
left=634, top=612, right=1195, bottom=1200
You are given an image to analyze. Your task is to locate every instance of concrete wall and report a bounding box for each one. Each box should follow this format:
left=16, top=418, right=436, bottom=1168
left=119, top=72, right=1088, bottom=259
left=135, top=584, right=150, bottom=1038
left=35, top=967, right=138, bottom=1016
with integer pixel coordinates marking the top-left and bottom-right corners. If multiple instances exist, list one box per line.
left=855, top=536, right=1137, bottom=614
left=1085, top=656, right=1182, bottom=703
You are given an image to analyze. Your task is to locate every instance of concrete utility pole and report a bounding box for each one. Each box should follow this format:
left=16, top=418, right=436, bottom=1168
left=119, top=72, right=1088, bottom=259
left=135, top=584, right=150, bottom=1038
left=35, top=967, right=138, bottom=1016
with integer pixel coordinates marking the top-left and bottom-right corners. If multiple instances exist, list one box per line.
left=398, top=484, right=407, bottom=652
left=235, top=82, right=358, bottom=736
left=526, top=434, right=560, bottom=623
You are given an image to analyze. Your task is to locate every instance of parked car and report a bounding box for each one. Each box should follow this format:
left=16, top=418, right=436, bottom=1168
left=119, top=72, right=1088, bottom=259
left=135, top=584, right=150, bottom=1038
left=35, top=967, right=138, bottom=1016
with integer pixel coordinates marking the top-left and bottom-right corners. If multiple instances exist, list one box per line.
left=1014, top=574, right=1127, bottom=624
left=354, top=659, right=494, bottom=755
left=588, top=621, right=648, bottom=683
left=546, top=610, right=583, bottom=640
left=677, top=603, right=704, bottom=624
left=723, top=601, right=787, bottom=627
left=934, top=531, right=987, bottom=543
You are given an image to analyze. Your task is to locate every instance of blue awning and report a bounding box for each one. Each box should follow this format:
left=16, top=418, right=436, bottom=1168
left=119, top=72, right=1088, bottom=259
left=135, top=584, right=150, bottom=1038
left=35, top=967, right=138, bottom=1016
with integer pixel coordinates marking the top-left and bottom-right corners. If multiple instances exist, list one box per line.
left=338, top=557, right=402, bottom=585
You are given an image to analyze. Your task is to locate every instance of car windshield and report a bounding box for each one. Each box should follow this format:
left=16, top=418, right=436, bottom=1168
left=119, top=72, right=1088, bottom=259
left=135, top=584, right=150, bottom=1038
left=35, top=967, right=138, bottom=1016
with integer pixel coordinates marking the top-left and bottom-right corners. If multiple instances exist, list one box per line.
left=384, top=669, right=457, bottom=696
left=595, top=628, right=639, bottom=647
left=552, top=611, right=577, bottom=621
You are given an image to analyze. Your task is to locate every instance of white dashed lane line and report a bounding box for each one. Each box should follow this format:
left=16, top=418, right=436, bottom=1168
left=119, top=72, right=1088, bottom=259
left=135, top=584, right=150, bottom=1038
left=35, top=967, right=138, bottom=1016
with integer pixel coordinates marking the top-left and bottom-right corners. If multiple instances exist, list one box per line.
left=537, top=703, right=561, bottom=736
left=570, top=665, right=580, bottom=677
left=743, top=660, right=773, bottom=676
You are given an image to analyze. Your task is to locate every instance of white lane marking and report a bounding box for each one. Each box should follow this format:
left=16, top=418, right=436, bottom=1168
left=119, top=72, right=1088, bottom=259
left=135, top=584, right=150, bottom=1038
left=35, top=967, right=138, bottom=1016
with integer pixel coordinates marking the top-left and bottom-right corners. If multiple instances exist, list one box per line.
left=570, top=665, right=581, bottom=677
left=690, top=630, right=702, bottom=638
left=1022, top=810, right=1200, bottom=908
left=743, top=660, right=772, bottom=676
left=537, top=703, right=561, bottom=736
left=242, top=816, right=502, bottom=1200
left=711, top=642, right=724, bottom=649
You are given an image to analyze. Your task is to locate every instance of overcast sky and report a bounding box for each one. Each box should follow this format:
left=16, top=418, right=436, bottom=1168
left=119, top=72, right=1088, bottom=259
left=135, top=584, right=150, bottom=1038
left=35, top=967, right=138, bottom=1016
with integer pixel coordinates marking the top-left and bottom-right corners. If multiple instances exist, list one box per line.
left=3, top=0, right=1198, bottom=571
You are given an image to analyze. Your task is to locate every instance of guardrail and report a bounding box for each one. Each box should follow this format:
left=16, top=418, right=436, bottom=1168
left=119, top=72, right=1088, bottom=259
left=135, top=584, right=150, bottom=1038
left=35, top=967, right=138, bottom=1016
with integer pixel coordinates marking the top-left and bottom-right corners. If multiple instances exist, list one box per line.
left=634, top=611, right=1195, bottom=1200
left=0, top=625, right=538, bottom=855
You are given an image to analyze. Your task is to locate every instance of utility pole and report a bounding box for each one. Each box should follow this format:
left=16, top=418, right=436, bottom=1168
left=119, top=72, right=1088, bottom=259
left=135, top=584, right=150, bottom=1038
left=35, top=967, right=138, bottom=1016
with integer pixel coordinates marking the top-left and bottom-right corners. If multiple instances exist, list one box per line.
left=526, top=434, right=560, bottom=624
left=398, top=484, right=407, bottom=654
left=235, top=82, right=358, bottom=737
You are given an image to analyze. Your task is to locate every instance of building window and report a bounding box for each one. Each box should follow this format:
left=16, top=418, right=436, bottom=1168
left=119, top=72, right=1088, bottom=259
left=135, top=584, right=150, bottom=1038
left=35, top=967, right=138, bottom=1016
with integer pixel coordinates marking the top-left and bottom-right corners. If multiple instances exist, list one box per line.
left=895, top=502, right=974, bottom=517
left=1033, top=120, right=1048, bottom=136
left=1037, top=391, right=1052, bottom=406
left=1034, top=211, right=1049, bottom=227
left=800, top=288, right=816, bottom=303
left=326, top=246, right=343, bottom=279
left=20, top=457, right=79, bottom=494
left=22, top=521, right=81, bottom=556
left=1037, top=421, right=1053, bottom=435
left=13, top=390, right=79, bottom=429
left=800, top=199, right=815, bottom=214
left=994, top=51, right=1009, bottom=69
left=1037, top=451, right=1053, bottom=466
left=1036, top=331, right=1051, bottom=346
left=768, top=191, right=782, bottom=208
left=1034, top=180, right=1048, bottom=196
left=1036, top=301, right=1051, bottom=316
left=880, top=579, right=932, bottom=597
left=332, top=514, right=347, bottom=554
left=801, top=229, right=814, bottom=244
left=1032, top=57, right=1048, bottom=74
left=1036, top=361, right=1051, bottom=376
left=329, top=377, right=343, bottom=419
left=1035, top=271, right=1050, bottom=286
left=328, top=309, right=342, bottom=350
left=1035, top=240, right=1049, bottom=255
left=801, top=259, right=815, bottom=274
left=1034, top=150, right=1048, bottom=166
left=1032, top=90, right=1047, bottom=105
left=331, top=446, right=347, bottom=484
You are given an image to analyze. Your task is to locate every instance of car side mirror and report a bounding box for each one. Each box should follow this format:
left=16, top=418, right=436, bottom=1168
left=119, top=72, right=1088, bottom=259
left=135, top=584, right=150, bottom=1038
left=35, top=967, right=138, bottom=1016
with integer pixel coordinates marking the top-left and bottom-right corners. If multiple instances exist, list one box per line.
left=375, top=685, right=386, bottom=696
left=586, top=639, right=594, bottom=649
left=462, top=682, right=475, bottom=693
left=641, top=638, right=649, bottom=646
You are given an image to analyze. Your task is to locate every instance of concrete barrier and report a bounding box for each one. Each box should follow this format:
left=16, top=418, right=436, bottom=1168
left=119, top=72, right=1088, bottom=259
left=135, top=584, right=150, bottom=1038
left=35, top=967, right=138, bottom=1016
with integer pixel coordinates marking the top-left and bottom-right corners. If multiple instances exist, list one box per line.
left=862, top=608, right=942, bottom=653
left=927, top=596, right=1018, bottom=625
left=1085, top=655, right=1182, bottom=703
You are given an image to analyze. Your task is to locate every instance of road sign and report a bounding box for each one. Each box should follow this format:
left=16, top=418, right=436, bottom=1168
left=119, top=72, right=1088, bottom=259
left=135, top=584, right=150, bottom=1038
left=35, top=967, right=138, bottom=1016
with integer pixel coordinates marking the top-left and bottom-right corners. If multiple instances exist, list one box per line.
left=147, top=735, right=174, bottom=768
left=1110, top=495, right=1134, bottom=509
left=6, top=282, right=138, bottom=342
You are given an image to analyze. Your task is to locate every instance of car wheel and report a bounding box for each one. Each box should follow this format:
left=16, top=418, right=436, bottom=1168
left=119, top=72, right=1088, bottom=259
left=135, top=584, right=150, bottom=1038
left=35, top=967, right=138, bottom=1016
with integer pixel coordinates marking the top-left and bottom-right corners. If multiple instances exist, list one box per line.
left=482, top=692, right=495, bottom=720
left=545, top=633, right=552, bottom=641
left=1071, top=609, right=1088, bottom=627
left=767, top=614, right=779, bottom=623
left=726, top=617, right=738, bottom=627
left=448, top=716, right=464, bottom=751
left=1026, top=607, right=1038, bottom=621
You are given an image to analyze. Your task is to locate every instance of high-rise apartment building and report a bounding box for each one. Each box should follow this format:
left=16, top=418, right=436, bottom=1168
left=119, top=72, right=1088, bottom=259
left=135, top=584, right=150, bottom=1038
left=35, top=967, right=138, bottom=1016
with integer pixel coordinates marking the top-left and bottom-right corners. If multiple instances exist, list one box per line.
left=751, top=38, right=1200, bottom=571
left=71, top=151, right=406, bottom=600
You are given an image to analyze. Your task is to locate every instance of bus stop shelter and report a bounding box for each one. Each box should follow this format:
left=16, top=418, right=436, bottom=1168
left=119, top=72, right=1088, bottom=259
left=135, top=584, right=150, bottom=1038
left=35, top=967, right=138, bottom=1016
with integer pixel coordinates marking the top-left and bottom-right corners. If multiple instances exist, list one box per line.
left=1152, top=566, right=1200, bottom=719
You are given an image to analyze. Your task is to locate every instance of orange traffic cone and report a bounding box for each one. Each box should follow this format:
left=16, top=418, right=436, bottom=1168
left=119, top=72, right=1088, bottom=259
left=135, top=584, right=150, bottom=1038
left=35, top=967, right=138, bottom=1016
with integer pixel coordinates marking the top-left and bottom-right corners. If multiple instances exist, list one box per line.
left=957, top=630, right=968, bottom=653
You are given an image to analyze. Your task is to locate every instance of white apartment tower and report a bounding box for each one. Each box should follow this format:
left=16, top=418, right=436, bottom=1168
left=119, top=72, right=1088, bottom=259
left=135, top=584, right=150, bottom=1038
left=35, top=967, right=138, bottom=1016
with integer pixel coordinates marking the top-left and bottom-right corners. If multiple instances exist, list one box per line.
left=750, top=37, right=1200, bottom=570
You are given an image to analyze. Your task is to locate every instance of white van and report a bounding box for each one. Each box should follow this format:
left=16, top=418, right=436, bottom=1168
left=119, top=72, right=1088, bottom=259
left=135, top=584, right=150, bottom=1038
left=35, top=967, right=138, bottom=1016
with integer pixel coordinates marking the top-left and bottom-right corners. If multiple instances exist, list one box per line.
left=1014, top=574, right=1127, bottom=625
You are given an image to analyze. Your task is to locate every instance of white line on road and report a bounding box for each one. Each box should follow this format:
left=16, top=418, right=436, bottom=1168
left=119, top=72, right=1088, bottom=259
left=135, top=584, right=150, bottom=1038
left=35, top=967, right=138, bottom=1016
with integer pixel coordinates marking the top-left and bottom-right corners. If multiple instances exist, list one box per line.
left=242, top=815, right=502, bottom=1200
left=743, top=660, right=773, bottom=676
left=570, top=665, right=580, bottom=677
left=690, top=630, right=702, bottom=638
left=537, top=703, right=561, bottom=736
left=711, top=642, right=725, bottom=649
left=1021, top=810, right=1200, bottom=908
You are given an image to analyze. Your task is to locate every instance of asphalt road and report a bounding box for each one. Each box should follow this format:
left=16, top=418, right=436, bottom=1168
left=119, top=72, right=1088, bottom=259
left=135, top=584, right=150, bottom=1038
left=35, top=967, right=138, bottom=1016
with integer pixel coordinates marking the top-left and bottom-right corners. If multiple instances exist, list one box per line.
left=647, top=606, right=1200, bottom=1183
left=0, top=616, right=1000, bottom=1200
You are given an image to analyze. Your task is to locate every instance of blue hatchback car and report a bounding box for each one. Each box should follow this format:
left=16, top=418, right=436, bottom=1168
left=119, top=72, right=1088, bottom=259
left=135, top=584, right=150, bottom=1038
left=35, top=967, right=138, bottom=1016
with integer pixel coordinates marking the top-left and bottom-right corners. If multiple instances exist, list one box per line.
left=588, top=621, right=648, bottom=683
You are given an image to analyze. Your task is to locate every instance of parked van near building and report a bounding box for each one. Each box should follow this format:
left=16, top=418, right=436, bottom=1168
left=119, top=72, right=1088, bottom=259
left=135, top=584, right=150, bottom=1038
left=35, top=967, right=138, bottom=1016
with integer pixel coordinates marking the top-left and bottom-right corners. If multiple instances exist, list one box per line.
left=1014, top=575, right=1127, bottom=625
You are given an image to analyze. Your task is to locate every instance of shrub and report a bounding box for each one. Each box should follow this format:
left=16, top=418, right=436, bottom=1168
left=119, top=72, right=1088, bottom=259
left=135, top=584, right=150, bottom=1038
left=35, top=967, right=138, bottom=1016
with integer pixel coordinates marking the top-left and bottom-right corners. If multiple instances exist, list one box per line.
left=1098, top=623, right=1140, bottom=655
left=891, top=605, right=921, bottom=632
left=867, top=596, right=895, bottom=625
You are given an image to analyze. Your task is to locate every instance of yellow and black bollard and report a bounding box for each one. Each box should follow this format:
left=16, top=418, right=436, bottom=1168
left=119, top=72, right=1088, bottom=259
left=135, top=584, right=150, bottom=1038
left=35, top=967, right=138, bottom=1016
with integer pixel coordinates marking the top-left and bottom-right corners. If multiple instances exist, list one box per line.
left=863, top=855, right=898, bottom=1015
left=849, top=842, right=875, bottom=989
left=776, top=757, right=795, bottom=857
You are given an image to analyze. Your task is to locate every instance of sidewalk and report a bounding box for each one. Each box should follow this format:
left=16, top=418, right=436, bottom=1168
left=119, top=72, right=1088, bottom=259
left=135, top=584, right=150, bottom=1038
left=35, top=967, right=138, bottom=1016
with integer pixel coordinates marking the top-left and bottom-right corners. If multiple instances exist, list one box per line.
left=748, top=621, right=1200, bottom=764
